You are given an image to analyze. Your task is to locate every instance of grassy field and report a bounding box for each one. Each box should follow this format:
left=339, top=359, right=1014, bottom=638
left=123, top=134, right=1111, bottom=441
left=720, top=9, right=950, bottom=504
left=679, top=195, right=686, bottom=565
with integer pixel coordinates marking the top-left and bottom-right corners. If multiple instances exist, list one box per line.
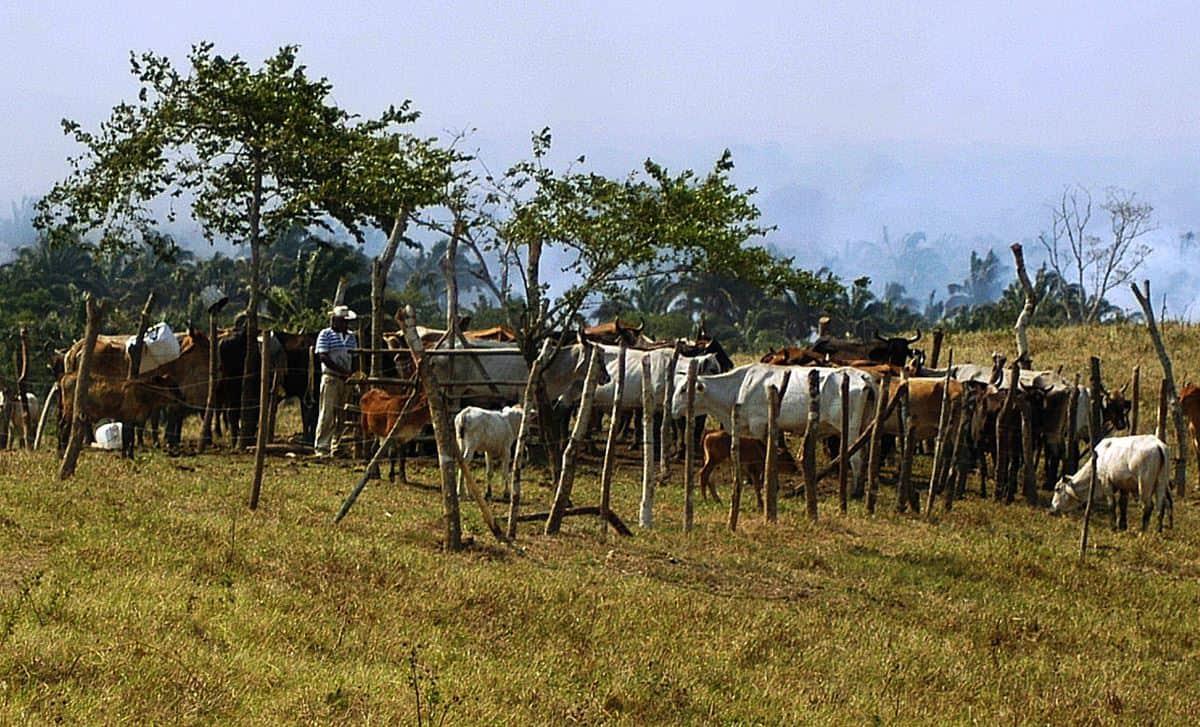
left=2, top=324, right=1199, bottom=724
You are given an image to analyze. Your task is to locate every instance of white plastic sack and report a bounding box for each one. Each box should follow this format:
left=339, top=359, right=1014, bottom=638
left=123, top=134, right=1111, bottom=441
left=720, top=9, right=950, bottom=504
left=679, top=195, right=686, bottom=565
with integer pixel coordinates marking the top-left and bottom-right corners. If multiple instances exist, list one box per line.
left=92, top=422, right=123, bottom=450
left=126, top=322, right=181, bottom=374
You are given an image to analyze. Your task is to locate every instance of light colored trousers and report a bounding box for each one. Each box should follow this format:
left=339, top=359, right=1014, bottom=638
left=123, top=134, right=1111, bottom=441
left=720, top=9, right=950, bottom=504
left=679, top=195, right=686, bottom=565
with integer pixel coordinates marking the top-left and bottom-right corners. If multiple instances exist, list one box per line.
left=315, top=374, right=348, bottom=453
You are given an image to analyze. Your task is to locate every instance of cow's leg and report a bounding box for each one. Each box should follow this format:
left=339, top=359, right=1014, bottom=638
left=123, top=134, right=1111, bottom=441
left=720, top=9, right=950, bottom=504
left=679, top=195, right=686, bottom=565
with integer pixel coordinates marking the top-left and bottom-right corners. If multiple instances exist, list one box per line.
left=121, top=422, right=134, bottom=459
left=498, top=450, right=512, bottom=500
left=366, top=437, right=381, bottom=479
left=483, top=452, right=493, bottom=500
left=750, top=466, right=764, bottom=512
left=1043, top=441, right=1063, bottom=491
left=1118, top=489, right=1130, bottom=531
left=457, top=444, right=473, bottom=497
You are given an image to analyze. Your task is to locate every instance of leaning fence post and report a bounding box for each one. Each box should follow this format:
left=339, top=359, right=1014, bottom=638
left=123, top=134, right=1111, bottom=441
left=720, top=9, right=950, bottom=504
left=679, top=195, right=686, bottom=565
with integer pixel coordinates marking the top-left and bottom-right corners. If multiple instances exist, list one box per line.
left=598, top=343, right=626, bottom=536
left=1080, top=356, right=1103, bottom=559
left=866, top=374, right=891, bottom=514
left=925, top=350, right=954, bottom=518
left=199, top=297, right=227, bottom=451
left=59, top=295, right=104, bottom=480
left=764, top=384, right=780, bottom=522
left=638, top=355, right=656, bottom=529
left=802, top=369, right=821, bottom=521
left=838, top=374, right=850, bottom=514
left=546, top=346, right=604, bottom=535
left=1019, top=394, right=1038, bottom=506
left=249, top=331, right=272, bottom=510
left=507, top=340, right=553, bottom=540
left=728, top=402, right=743, bottom=532
left=1156, top=377, right=1168, bottom=442
left=1065, top=375, right=1081, bottom=475
left=682, top=358, right=698, bottom=532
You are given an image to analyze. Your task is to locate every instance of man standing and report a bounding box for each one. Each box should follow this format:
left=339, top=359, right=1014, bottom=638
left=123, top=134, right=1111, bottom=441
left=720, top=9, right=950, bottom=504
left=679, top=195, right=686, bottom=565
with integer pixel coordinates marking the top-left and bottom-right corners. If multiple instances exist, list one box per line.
left=314, top=305, right=359, bottom=456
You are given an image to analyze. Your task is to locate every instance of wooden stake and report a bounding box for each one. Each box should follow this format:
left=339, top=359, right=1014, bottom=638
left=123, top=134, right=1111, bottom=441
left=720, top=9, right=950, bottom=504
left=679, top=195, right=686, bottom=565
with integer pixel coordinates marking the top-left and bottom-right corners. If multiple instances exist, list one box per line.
left=896, top=375, right=914, bottom=513
left=838, top=374, right=850, bottom=514
left=1019, top=396, right=1038, bottom=505
left=126, top=292, right=155, bottom=379
left=658, top=342, right=682, bottom=485
left=929, top=327, right=945, bottom=369
left=1130, top=280, right=1187, bottom=496
left=598, top=343, right=627, bottom=536
left=249, top=331, right=272, bottom=510
left=1157, top=377, right=1168, bottom=442
left=925, top=350, right=955, bottom=517
left=866, top=374, right=891, bottom=514
left=949, top=391, right=976, bottom=506
left=506, top=340, right=554, bottom=540
left=401, top=307, right=461, bottom=550
left=199, top=299, right=226, bottom=451
left=1065, top=375, right=1081, bottom=475
left=683, top=358, right=698, bottom=532
left=1130, top=365, right=1140, bottom=435
left=33, top=382, right=57, bottom=451
left=546, top=345, right=604, bottom=535
left=59, top=295, right=103, bottom=480
left=993, top=361, right=1020, bottom=503
left=1011, top=243, right=1039, bottom=367
left=638, top=355, right=656, bottom=529
left=1080, top=356, right=1103, bottom=559
left=17, top=327, right=33, bottom=449
left=728, top=403, right=743, bottom=532
left=764, top=384, right=781, bottom=523
left=802, top=369, right=821, bottom=521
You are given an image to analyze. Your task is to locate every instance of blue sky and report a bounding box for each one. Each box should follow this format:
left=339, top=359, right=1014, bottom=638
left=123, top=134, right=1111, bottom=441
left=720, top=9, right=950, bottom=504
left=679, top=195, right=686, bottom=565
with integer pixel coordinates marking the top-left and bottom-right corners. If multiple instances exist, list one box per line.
left=2, top=1, right=1197, bottom=307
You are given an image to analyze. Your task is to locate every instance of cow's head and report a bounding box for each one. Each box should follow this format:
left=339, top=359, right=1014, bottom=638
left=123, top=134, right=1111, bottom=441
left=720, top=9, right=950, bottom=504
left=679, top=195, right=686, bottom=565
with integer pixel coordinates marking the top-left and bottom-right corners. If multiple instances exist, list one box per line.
left=870, top=329, right=922, bottom=367
left=1049, top=475, right=1081, bottom=514
left=1102, top=382, right=1132, bottom=433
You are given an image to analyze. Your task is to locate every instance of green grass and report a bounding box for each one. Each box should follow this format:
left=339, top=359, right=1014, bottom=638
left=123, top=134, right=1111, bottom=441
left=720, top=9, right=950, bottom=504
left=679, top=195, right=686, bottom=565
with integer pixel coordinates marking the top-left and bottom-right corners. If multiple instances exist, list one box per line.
left=2, top=324, right=1199, bottom=724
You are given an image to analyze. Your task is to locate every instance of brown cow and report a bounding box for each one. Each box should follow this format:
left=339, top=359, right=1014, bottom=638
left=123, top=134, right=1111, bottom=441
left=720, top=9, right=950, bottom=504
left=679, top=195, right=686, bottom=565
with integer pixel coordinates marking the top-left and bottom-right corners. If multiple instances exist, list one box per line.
left=359, top=387, right=432, bottom=482
left=697, top=429, right=800, bottom=507
left=58, top=373, right=184, bottom=458
left=880, top=377, right=965, bottom=440
left=584, top=318, right=655, bottom=348
left=1179, top=384, right=1200, bottom=490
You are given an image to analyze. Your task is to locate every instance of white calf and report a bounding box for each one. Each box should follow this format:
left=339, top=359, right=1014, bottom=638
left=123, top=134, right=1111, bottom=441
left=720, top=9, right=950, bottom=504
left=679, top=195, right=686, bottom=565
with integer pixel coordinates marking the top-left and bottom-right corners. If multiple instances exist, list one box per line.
left=454, top=405, right=525, bottom=499
left=1050, top=434, right=1172, bottom=532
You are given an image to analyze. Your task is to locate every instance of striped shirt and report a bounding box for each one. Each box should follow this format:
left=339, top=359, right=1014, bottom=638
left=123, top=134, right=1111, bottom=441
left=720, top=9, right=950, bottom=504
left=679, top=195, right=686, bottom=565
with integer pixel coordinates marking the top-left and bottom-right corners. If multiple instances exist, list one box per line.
left=315, top=328, right=358, bottom=376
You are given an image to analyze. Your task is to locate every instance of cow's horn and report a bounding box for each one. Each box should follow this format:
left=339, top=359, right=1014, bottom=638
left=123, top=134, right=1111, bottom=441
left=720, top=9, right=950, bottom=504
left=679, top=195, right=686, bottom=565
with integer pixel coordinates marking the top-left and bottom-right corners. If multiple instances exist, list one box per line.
left=908, top=329, right=922, bottom=343
left=873, top=329, right=887, bottom=343
left=1118, top=381, right=1129, bottom=396
left=634, top=317, right=646, bottom=333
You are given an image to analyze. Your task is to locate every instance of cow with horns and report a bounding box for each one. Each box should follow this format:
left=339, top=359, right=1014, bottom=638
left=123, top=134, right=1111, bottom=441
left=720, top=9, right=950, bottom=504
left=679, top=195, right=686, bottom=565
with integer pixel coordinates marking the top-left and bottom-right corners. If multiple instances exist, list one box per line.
left=762, top=329, right=924, bottom=369
left=1050, top=434, right=1172, bottom=532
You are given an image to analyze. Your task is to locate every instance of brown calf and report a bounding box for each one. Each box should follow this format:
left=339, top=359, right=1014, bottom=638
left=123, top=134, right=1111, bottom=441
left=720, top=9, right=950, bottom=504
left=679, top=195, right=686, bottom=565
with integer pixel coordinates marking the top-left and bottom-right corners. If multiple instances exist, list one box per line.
left=359, top=387, right=431, bottom=482
left=698, top=429, right=800, bottom=507
left=1179, top=384, right=1200, bottom=490
left=58, top=373, right=184, bottom=458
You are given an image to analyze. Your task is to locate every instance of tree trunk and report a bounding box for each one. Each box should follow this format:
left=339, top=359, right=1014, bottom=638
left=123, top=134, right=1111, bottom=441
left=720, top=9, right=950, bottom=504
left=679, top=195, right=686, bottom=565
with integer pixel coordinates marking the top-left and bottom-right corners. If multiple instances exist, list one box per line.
left=59, top=295, right=103, bottom=480
left=1130, top=280, right=1187, bottom=496
left=1010, top=243, right=1038, bottom=368
left=238, top=165, right=264, bottom=450
left=372, top=213, right=410, bottom=378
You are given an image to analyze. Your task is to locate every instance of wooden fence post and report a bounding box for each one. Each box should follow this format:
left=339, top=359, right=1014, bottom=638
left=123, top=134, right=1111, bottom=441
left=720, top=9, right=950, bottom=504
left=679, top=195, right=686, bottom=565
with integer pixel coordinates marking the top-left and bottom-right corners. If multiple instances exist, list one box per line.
left=1080, top=356, right=1103, bottom=559
left=925, top=351, right=955, bottom=517
left=764, top=384, right=781, bottom=522
left=802, top=369, right=821, bottom=521
left=866, top=374, right=891, bottom=514
left=1156, top=377, right=1168, bottom=442
left=949, top=390, right=976, bottom=505
left=59, top=295, right=103, bottom=480
left=126, top=292, right=155, bottom=380
left=17, top=327, right=34, bottom=449
left=546, top=345, right=604, bottom=534
left=638, top=355, right=656, bottom=529
left=505, top=340, right=553, bottom=539
left=544, top=347, right=600, bottom=535
left=838, top=374, right=850, bottom=514
left=1130, top=365, right=1140, bottom=435
left=249, top=331, right=272, bottom=510
left=0, top=391, right=10, bottom=449
left=993, top=361, right=1020, bottom=503
left=896, top=375, right=914, bottom=512
left=598, top=343, right=627, bottom=536
left=658, top=342, right=682, bottom=485
left=401, top=308, right=461, bottom=550
left=1019, top=395, right=1038, bottom=506
left=728, top=403, right=743, bottom=532
left=199, top=298, right=226, bottom=451
left=929, top=327, right=945, bottom=369
left=682, top=358, right=698, bottom=532
left=1130, top=280, right=1187, bottom=496
left=1065, top=375, right=1081, bottom=475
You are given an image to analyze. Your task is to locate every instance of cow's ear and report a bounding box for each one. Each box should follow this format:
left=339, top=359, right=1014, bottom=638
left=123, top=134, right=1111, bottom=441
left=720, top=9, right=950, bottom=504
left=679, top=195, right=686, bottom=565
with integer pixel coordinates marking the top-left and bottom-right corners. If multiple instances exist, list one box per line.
left=695, top=382, right=705, bottom=392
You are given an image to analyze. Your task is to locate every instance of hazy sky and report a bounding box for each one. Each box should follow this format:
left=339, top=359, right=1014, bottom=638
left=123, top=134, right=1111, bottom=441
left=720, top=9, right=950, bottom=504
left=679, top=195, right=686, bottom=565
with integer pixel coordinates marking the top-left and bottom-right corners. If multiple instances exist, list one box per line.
left=2, top=1, right=1198, bottom=305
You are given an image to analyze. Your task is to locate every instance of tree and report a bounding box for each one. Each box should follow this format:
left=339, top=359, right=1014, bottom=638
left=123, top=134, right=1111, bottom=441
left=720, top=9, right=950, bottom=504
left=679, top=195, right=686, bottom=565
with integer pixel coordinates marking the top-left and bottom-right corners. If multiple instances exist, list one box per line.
left=944, top=249, right=1006, bottom=315
left=1038, top=185, right=1155, bottom=324
left=33, top=43, right=442, bottom=445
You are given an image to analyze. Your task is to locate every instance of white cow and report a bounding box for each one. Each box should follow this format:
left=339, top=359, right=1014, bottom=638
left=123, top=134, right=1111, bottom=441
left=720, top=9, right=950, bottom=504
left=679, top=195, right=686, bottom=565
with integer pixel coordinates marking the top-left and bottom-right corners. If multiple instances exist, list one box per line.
left=673, top=364, right=876, bottom=484
left=421, top=340, right=604, bottom=405
left=1050, top=434, right=1171, bottom=532
left=0, top=390, right=40, bottom=449
left=593, top=344, right=723, bottom=411
left=454, top=404, right=525, bottom=499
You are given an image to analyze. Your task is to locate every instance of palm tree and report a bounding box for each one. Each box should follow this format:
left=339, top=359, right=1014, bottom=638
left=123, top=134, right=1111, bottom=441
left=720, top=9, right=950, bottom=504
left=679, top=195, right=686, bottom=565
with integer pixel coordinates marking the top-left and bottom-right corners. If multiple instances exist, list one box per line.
left=945, top=249, right=1005, bottom=315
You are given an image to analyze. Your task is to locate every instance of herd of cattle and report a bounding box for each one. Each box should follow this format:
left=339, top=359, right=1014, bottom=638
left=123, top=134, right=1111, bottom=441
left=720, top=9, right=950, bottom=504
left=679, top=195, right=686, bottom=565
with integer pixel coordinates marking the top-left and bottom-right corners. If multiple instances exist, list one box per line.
left=11, top=316, right=1196, bottom=530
